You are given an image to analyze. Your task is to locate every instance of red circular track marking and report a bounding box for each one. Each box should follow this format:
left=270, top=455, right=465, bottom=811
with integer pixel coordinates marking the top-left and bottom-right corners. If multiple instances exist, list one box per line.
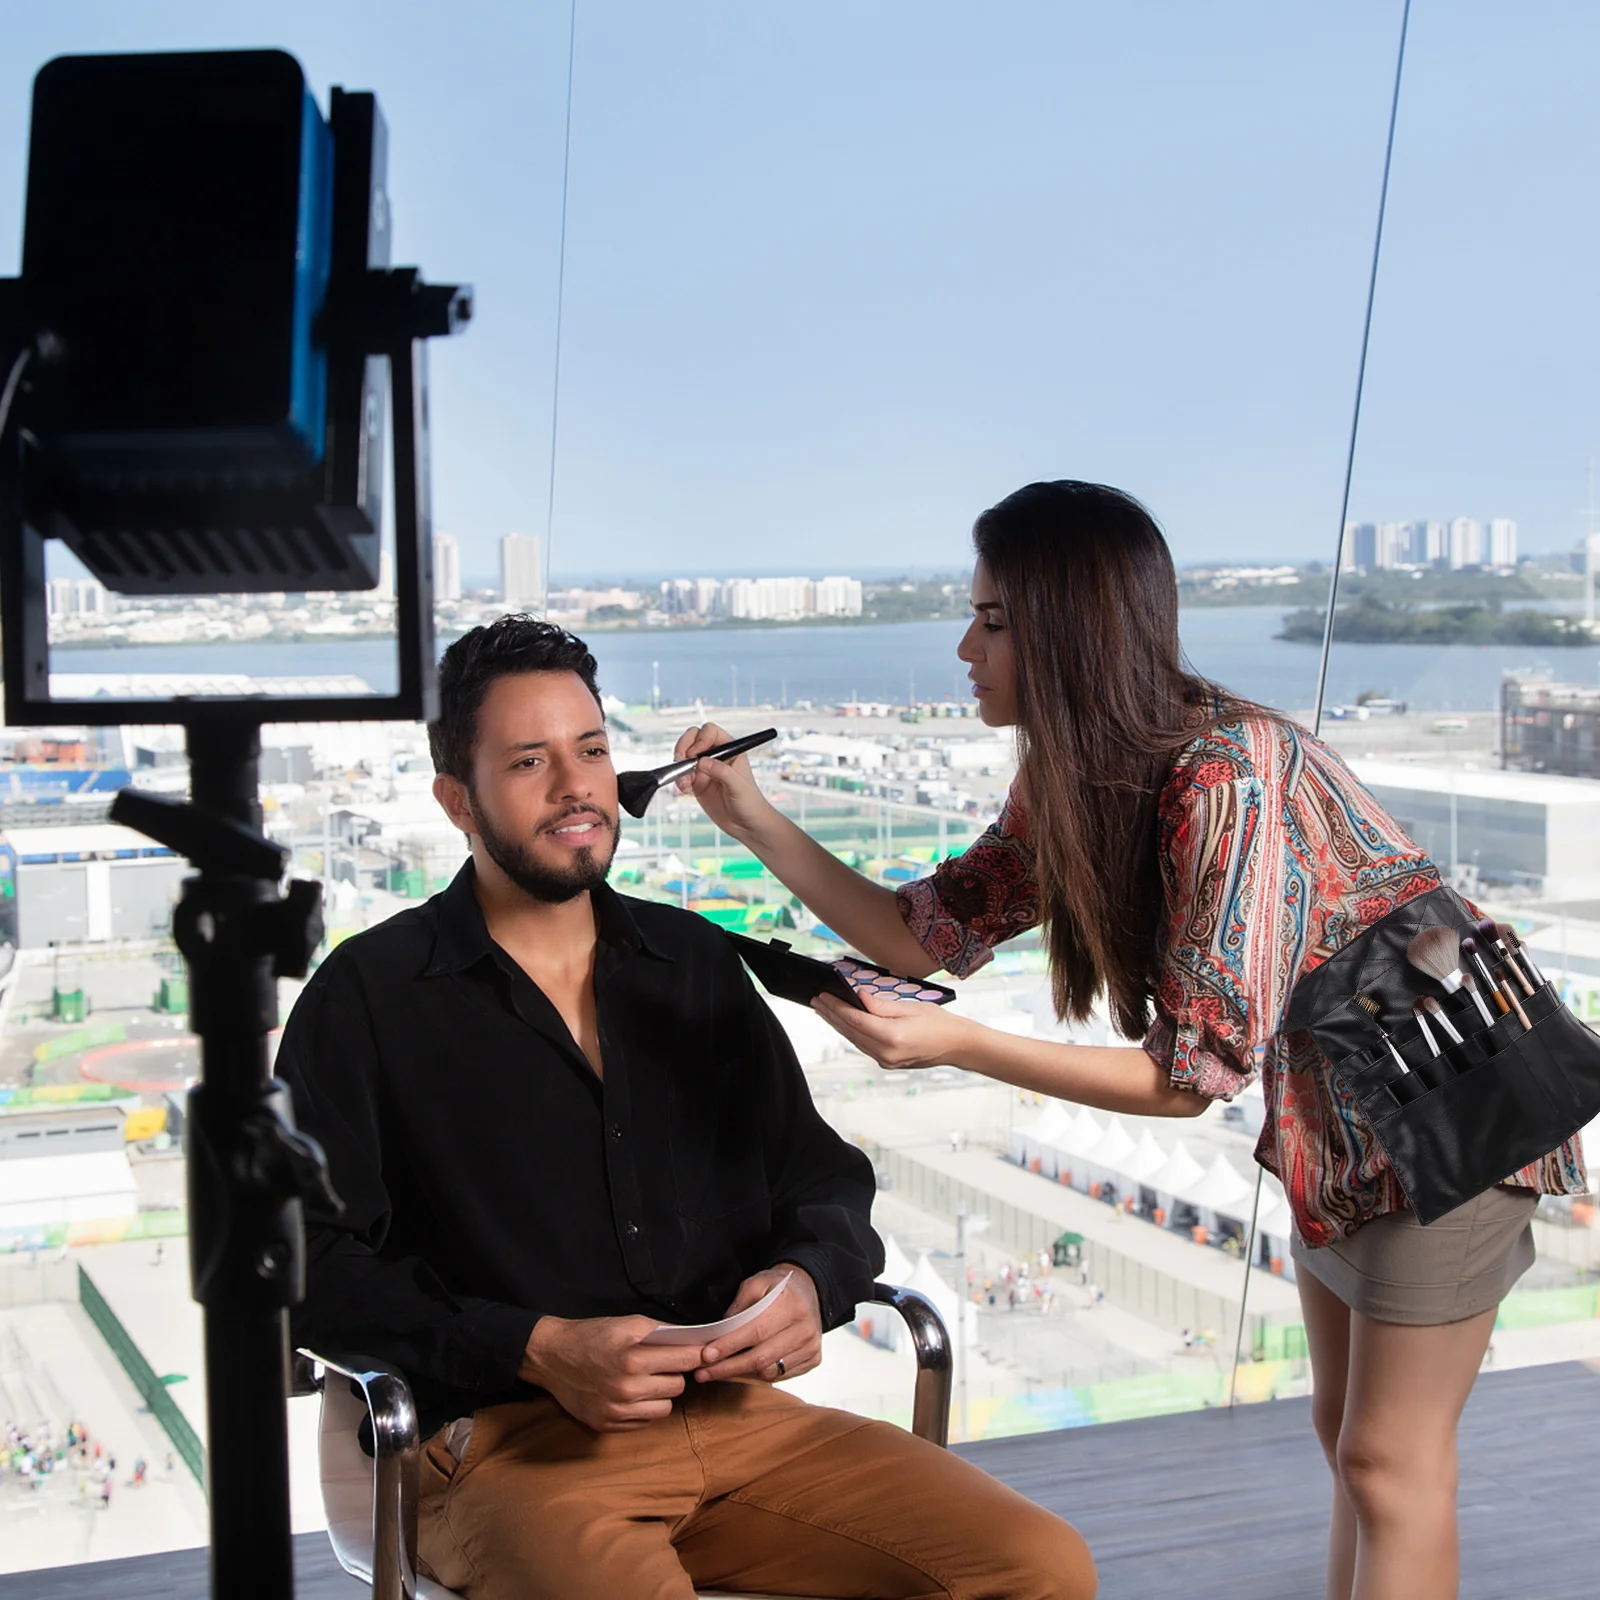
left=78, top=1037, right=199, bottom=1093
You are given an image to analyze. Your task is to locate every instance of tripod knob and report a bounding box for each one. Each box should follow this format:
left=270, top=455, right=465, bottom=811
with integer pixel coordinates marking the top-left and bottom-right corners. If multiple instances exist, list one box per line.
left=269, top=879, right=325, bottom=979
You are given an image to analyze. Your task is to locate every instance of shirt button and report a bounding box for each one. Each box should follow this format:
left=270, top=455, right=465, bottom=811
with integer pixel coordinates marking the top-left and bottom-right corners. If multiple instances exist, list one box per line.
left=623, top=1221, right=640, bottom=1240
left=610, top=1123, right=624, bottom=1140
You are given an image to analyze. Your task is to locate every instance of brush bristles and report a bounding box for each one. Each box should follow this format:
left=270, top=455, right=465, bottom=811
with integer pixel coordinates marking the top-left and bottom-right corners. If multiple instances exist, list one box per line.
left=1354, top=992, right=1381, bottom=1018
left=1406, top=925, right=1463, bottom=983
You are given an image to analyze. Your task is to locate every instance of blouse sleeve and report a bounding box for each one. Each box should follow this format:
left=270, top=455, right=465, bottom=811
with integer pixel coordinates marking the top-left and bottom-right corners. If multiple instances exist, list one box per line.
left=1142, top=762, right=1294, bottom=1102
left=894, top=789, right=1040, bottom=978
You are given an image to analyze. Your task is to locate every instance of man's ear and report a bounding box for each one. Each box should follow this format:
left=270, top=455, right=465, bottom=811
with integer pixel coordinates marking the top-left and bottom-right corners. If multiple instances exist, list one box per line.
left=432, top=772, right=477, bottom=838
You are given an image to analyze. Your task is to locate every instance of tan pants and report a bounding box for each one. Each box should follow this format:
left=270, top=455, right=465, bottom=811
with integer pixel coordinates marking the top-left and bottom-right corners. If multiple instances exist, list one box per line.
left=417, top=1379, right=1096, bottom=1600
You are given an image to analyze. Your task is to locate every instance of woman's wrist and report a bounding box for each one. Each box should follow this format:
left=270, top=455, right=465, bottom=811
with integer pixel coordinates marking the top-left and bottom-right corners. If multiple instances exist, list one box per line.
left=945, top=1014, right=994, bottom=1074
left=723, top=793, right=793, bottom=852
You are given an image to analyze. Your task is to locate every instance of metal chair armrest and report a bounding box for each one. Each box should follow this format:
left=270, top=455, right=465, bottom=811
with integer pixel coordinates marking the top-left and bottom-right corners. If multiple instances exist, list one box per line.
left=300, top=1348, right=421, bottom=1600
left=869, top=1283, right=951, bottom=1447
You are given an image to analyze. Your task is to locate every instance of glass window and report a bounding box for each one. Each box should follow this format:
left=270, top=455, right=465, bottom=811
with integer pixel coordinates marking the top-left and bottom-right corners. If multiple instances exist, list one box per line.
left=1319, top=0, right=1600, bottom=1399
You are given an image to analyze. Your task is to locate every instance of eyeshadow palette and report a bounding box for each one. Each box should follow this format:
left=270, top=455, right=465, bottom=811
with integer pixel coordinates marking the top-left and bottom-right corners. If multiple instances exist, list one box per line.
left=726, top=933, right=956, bottom=1012
left=832, top=956, right=957, bottom=1006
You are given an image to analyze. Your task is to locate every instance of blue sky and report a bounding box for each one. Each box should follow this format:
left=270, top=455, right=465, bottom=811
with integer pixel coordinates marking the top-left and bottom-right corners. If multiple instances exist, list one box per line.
left=4, top=2, right=1597, bottom=582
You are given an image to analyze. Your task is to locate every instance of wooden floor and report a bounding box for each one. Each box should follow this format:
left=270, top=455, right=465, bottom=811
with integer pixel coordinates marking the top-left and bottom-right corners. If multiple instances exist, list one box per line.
left=6, top=1360, right=1598, bottom=1599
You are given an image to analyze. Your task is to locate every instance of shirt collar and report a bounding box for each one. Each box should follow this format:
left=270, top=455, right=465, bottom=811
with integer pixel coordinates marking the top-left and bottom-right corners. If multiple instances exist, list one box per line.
left=425, top=858, right=674, bottom=976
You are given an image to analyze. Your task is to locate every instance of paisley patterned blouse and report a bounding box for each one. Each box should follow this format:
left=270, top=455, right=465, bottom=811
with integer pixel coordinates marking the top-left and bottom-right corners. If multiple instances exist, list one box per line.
left=896, top=713, right=1589, bottom=1246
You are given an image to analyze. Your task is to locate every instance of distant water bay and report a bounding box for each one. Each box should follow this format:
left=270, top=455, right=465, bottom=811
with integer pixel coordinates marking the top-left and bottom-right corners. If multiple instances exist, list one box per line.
left=49, top=607, right=1600, bottom=714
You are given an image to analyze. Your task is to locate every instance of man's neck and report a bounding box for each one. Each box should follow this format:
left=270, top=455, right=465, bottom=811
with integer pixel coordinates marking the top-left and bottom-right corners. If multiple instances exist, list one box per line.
left=470, top=855, right=600, bottom=976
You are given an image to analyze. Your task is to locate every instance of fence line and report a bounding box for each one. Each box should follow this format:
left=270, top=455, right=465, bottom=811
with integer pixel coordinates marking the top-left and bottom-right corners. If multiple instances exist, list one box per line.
left=77, top=1263, right=206, bottom=1492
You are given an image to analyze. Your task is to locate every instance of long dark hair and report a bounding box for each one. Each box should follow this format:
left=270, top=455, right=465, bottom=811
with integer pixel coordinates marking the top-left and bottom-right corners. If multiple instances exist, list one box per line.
left=973, top=480, right=1259, bottom=1037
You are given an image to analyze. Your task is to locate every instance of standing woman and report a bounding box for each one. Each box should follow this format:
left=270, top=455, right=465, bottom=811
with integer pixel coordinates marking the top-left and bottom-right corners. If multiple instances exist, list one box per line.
left=673, top=481, right=1587, bottom=1600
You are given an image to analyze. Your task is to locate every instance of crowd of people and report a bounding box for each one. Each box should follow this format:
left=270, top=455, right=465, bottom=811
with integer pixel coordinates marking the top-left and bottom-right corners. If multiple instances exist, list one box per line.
left=966, top=1248, right=1071, bottom=1314
left=2, top=1416, right=168, bottom=1509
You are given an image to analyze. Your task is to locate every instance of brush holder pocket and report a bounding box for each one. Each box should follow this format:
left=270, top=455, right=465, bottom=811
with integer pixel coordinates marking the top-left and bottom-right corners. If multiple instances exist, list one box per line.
left=1285, top=882, right=1600, bottom=1224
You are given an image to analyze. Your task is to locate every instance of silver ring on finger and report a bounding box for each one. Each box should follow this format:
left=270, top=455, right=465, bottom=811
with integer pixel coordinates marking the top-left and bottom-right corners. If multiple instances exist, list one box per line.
left=775, top=1356, right=786, bottom=1377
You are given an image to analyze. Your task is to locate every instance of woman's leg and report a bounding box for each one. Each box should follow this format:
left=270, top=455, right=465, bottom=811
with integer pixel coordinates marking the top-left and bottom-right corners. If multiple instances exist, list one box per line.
left=1297, top=1267, right=1356, bottom=1600
left=1336, top=1306, right=1496, bottom=1600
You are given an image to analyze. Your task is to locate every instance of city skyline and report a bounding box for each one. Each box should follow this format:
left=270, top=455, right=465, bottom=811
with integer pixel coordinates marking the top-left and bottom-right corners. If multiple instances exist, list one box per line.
left=1341, top=515, right=1519, bottom=572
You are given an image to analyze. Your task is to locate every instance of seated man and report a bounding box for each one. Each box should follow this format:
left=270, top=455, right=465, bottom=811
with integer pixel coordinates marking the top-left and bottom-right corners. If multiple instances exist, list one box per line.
left=278, top=616, right=1096, bottom=1600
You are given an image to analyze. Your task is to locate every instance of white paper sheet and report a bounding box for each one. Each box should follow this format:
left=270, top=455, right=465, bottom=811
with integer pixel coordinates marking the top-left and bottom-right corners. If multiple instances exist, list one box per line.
left=641, top=1272, right=792, bottom=1347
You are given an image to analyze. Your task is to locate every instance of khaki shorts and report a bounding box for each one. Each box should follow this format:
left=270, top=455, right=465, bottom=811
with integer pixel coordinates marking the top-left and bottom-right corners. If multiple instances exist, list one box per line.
left=1291, top=1184, right=1537, bottom=1325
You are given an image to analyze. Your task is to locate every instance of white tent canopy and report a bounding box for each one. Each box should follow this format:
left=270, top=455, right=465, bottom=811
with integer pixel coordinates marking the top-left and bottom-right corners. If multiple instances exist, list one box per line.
left=1183, top=1154, right=1254, bottom=1220
left=1114, top=1130, right=1169, bottom=1185
left=856, top=1231, right=920, bottom=1349
left=1150, top=1139, right=1206, bottom=1198
left=907, top=1252, right=978, bottom=1340
left=1054, top=1107, right=1104, bottom=1159
left=1013, top=1098, right=1074, bottom=1171
left=880, top=1231, right=914, bottom=1287
left=1022, top=1099, right=1073, bottom=1147
left=1080, top=1115, right=1136, bottom=1173
left=1255, top=1191, right=1297, bottom=1242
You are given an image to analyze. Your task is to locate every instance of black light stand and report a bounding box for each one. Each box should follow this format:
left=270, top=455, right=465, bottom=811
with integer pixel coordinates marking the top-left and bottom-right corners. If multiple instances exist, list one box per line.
left=0, top=58, right=470, bottom=1599
left=113, top=729, right=331, bottom=1598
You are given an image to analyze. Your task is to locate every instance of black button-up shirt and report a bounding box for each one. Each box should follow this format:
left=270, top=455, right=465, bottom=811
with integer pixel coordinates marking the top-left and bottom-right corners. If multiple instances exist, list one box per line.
left=276, top=862, right=883, bottom=1433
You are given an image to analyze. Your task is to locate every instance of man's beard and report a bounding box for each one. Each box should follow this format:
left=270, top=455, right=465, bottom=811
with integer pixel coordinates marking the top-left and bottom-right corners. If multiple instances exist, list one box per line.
left=472, top=799, right=620, bottom=904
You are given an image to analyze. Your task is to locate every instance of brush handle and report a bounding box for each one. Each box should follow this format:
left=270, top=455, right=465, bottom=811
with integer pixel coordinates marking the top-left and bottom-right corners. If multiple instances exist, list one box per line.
left=1460, top=974, right=1497, bottom=1029
left=1501, top=950, right=1537, bottom=998
left=1464, top=944, right=1511, bottom=1016
left=1422, top=996, right=1464, bottom=1045
left=645, top=727, right=779, bottom=790
left=1478, top=921, right=1537, bottom=997
left=1412, top=1007, right=1441, bottom=1057
left=1504, top=928, right=1546, bottom=986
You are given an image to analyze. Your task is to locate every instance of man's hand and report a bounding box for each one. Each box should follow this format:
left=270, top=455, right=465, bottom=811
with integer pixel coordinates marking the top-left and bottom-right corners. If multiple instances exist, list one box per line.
left=519, top=1314, right=706, bottom=1433
left=694, top=1265, right=824, bottom=1385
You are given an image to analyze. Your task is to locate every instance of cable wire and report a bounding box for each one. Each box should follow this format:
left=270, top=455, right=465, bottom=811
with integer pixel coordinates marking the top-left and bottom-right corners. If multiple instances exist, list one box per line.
left=1312, top=0, right=1414, bottom=744
left=1228, top=0, right=1413, bottom=1411
left=542, top=0, right=579, bottom=613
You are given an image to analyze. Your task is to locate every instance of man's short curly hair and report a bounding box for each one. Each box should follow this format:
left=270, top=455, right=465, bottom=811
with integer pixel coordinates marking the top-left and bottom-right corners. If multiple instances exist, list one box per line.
left=428, top=614, right=602, bottom=784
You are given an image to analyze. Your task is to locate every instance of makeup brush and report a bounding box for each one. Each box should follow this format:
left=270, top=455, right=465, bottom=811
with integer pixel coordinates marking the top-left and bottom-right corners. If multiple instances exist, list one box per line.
left=1463, top=936, right=1531, bottom=1030
left=1475, top=917, right=1536, bottom=998
left=1502, top=925, right=1547, bottom=987
left=1406, top=926, right=1496, bottom=1029
left=1419, top=994, right=1464, bottom=1046
left=1459, top=937, right=1510, bottom=1018
left=1354, top=993, right=1413, bottom=1076
left=615, top=728, right=779, bottom=818
left=1411, top=998, right=1442, bottom=1058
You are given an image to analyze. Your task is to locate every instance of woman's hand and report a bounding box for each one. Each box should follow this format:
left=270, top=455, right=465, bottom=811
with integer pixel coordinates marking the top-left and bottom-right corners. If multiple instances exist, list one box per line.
left=671, top=722, right=778, bottom=840
left=811, top=988, right=983, bottom=1072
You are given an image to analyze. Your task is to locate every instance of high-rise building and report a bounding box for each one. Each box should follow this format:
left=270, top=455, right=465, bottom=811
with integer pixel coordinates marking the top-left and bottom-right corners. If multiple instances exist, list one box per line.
left=1375, top=522, right=1407, bottom=568
left=433, top=532, right=462, bottom=602
left=659, top=578, right=694, bottom=615
left=814, top=576, right=864, bottom=617
left=500, top=531, right=544, bottom=610
left=45, top=577, right=111, bottom=618
left=1448, top=517, right=1482, bottom=569
left=1487, top=518, right=1518, bottom=568
left=1423, top=521, right=1449, bottom=566
left=721, top=577, right=802, bottom=620
left=1347, top=523, right=1378, bottom=569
